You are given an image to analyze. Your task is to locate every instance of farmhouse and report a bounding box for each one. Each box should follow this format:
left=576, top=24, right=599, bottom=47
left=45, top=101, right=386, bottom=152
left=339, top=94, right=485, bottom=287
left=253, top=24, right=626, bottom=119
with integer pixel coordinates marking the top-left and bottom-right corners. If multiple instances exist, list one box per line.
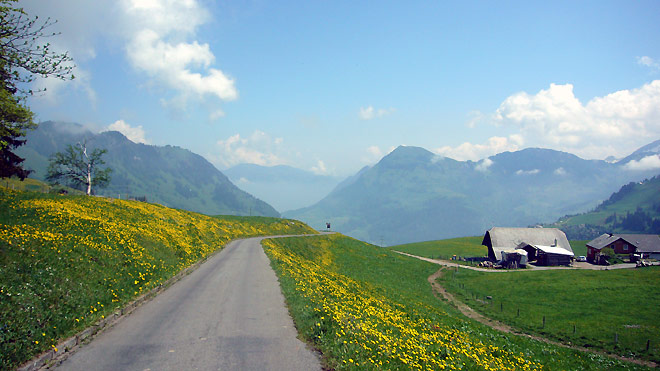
left=482, top=227, right=573, bottom=266
left=586, top=233, right=660, bottom=262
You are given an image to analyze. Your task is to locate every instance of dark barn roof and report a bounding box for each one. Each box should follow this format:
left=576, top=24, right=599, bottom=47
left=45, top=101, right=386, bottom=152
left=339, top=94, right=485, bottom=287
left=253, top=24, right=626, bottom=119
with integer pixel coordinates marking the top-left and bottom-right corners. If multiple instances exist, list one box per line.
left=482, top=227, right=572, bottom=261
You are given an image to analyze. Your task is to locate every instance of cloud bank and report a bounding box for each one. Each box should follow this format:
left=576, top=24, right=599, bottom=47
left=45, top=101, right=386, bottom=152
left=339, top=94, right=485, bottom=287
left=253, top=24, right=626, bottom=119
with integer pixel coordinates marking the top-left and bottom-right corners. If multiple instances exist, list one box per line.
left=436, top=80, right=660, bottom=161
left=120, top=0, right=237, bottom=111
left=105, top=120, right=149, bottom=144
left=21, top=0, right=236, bottom=116
left=213, top=131, right=287, bottom=168
left=624, top=155, right=660, bottom=171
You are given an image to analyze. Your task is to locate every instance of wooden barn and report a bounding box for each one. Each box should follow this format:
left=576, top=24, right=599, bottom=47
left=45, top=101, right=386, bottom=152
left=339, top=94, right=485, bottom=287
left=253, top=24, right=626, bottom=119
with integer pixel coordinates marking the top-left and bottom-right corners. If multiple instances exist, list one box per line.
left=482, top=227, right=573, bottom=266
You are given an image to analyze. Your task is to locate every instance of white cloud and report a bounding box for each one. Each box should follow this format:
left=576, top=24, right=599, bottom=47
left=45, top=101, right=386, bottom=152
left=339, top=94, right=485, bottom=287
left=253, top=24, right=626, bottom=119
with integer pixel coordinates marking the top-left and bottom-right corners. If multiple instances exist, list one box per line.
left=359, top=106, right=395, bottom=120
left=105, top=120, right=149, bottom=144
left=121, top=0, right=237, bottom=108
left=492, top=81, right=660, bottom=159
left=20, top=0, right=237, bottom=115
left=516, top=169, right=540, bottom=175
left=363, top=145, right=396, bottom=164
left=623, top=155, right=660, bottom=171
left=554, top=167, right=567, bottom=176
left=213, top=131, right=287, bottom=168
left=17, top=0, right=107, bottom=104
left=466, top=110, right=486, bottom=128
left=310, top=160, right=329, bottom=175
left=638, top=56, right=660, bottom=71
left=367, top=145, right=383, bottom=158
left=475, top=158, right=493, bottom=172
left=435, top=135, right=523, bottom=161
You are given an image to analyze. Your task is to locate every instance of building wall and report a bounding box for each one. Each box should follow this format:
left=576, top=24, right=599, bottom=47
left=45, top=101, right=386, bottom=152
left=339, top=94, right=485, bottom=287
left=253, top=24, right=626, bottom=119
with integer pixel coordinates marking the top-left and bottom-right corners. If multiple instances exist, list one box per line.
left=587, top=238, right=635, bottom=262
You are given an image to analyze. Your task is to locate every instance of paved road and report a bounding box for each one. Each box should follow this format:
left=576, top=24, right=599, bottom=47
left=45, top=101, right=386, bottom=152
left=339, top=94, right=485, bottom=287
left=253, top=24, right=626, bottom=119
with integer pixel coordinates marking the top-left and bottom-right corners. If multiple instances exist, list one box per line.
left=58, top=237, right=321, bottom=371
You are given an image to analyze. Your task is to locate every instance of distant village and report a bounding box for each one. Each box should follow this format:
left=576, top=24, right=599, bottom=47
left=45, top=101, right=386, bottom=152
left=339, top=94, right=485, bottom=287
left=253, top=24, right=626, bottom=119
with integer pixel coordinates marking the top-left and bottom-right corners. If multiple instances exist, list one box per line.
left=480, top=227, right=660, bottom=269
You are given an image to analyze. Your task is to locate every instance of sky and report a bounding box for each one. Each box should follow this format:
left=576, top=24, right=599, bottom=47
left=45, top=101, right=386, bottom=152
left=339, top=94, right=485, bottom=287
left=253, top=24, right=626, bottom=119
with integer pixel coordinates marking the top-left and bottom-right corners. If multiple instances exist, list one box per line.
left=17, top=0, right=660, bottom=177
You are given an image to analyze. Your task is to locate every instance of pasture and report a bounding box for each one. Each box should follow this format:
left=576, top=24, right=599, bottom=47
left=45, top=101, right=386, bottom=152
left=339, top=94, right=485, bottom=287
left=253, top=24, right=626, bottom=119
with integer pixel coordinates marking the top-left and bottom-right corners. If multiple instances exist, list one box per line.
left=265, top=234, right=650, bottom=369
left=439, top=266, right=660, bottom=364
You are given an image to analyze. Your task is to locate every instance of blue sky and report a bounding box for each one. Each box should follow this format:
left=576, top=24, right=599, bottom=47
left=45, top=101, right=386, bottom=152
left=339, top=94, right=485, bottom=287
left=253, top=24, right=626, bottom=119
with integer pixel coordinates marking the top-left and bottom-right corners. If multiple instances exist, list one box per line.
left=19, top=0, right=660, bottom=176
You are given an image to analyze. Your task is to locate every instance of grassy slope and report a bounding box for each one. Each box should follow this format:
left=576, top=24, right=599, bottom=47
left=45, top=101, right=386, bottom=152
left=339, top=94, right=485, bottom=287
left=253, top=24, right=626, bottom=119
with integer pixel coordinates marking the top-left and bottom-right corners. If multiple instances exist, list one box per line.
left=548, top=176, right=660, bottom=235
left=389, top=236, right=488, bottom=259
left=264, top=234, right=649, bottom=370
left=439, top=267, right=660, bottom=364
left=0, top=188, right=316, bottom=369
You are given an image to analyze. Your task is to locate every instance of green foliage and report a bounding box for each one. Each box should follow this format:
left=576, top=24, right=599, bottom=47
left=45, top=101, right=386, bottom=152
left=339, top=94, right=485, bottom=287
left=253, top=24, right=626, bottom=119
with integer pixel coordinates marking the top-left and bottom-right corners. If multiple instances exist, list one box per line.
left=0, top=0, right=74, bottom=97
left=439, top=267, right=660, bottom=364
left=0, top=83, right=33, bottom=179
left=46, top=142, right=112, bottom=195
left=0, top=0, right=74, bottom=179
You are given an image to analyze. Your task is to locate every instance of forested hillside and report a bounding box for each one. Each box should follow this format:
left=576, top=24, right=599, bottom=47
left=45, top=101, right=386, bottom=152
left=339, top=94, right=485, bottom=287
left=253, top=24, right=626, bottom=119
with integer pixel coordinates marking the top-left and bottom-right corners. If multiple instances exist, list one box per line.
left=17, top=121, right=279, bottom=217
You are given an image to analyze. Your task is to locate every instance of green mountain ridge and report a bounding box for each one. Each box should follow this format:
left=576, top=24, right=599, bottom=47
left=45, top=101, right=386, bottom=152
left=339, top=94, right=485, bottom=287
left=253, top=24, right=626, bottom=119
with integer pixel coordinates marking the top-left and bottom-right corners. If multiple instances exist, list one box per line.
left=546, top=175, right=660, bottom=239
left=285, top=144, right=660, bottom=245
left=17, top=121, right=279, bottom=217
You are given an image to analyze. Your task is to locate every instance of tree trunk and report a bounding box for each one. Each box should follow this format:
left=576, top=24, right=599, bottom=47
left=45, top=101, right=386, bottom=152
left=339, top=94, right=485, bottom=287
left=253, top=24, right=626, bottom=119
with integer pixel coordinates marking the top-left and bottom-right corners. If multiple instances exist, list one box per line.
left=86, top=162, right=92, bottom=195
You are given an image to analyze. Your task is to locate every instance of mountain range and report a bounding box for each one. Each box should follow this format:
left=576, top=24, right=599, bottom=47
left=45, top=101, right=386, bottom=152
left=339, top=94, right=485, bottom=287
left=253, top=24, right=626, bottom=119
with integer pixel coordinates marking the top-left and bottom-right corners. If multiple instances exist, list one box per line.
left=17, top=121, right=279, bottom=217
left=284, top=143, right=660, bottom=245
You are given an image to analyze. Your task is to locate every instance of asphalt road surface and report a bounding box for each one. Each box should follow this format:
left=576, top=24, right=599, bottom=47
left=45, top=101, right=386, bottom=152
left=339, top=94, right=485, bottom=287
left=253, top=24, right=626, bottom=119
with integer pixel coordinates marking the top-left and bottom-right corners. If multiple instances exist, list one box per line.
left=58, top=237, right=321, bottom=371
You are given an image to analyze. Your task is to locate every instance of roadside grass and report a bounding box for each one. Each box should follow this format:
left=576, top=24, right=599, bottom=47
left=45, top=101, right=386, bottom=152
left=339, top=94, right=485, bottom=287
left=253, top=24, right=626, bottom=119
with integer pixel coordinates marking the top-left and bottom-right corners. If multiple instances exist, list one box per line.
left=264, top=234, right=650, bottom=370
left=438, top=267, right=660, bottom=364
left=0, top=188, right=316, bottom=369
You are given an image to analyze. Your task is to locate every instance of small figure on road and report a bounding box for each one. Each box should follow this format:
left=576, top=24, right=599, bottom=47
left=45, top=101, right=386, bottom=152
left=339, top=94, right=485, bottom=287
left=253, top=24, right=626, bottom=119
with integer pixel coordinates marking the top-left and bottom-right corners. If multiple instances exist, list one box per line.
left=326, top=222, right=331, bottom=231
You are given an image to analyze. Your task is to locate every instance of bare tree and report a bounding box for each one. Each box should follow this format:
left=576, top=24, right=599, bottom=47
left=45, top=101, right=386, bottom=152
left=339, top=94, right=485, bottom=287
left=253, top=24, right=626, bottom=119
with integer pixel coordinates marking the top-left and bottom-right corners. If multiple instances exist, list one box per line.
left=46, top=141, right=112, bottom=195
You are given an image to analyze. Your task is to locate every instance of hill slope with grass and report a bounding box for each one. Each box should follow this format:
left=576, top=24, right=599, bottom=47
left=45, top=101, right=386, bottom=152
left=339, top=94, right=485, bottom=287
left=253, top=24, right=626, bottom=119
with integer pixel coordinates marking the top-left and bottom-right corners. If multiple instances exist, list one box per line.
left=546, top=175, right=660, bottom=239
left=264, top=234, right=651, bottom=369
left=0, top=188, right=315, bottom=369
left=286, top=144, right=659, bottom=245
left=17, top=121, right=279, bottom=217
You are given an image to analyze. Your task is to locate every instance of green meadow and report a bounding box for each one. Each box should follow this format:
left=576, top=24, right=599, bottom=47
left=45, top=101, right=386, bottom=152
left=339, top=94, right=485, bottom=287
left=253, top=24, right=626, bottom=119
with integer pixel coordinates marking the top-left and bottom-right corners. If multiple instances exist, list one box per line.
left=265, top=234, right=650, bottom=370
left=439, top=267, right=660, bottom=364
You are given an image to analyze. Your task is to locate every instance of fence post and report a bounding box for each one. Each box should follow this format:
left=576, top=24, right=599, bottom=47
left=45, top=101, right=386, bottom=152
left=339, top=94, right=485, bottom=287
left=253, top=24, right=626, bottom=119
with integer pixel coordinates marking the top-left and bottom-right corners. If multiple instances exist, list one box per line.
left=542, top=316, right=545, bottom=329
left=573, top=324, right=576, bottom=334
left=500, top=302, right=503, bottom=312
left=517, top=308, right=520, bottom=317
left=614, top=333, right=618, bottom=345
left=647, top=339, right=650, bottom=352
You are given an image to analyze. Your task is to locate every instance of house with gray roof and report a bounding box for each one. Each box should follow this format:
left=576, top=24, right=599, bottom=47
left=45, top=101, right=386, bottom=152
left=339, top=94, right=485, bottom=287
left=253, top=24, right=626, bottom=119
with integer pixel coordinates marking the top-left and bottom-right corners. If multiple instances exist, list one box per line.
left=482, top=227, right=573, bottom=266
left=586, top=233, right=660, bottom=262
